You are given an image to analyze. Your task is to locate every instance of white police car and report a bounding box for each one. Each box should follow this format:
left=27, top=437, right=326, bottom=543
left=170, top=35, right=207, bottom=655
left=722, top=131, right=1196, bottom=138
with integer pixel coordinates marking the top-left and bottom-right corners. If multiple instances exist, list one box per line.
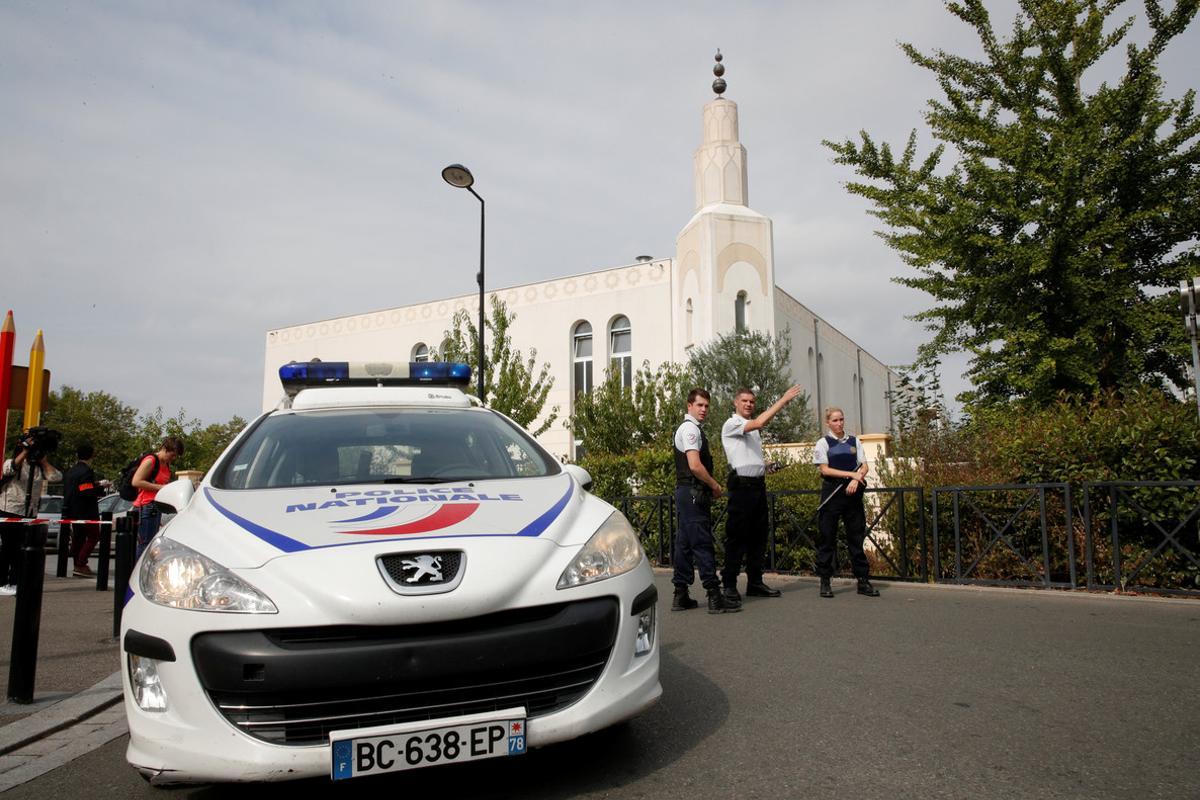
left=121, top=361, right=660, bottom=784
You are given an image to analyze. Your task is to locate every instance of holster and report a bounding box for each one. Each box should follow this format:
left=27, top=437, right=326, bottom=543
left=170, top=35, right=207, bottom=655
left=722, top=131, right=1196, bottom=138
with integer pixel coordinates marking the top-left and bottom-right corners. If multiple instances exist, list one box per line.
left=689, top=483, right=712, bottom=508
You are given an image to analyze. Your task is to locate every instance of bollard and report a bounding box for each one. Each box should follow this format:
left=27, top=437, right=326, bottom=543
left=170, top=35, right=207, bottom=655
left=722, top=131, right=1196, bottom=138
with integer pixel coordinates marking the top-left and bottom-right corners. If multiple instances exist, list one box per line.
left=113, top=512, right=136, bottom=638
left=8, top=522, right=48, bottom=703
left=55, top=520, right=71, bottom=578
left=96, top=511, right=112, bottom=591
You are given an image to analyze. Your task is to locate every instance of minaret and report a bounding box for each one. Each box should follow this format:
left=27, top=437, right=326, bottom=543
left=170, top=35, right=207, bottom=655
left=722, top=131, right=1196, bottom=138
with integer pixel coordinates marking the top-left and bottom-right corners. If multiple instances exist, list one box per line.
left=673, top=51, right=776, bottom=362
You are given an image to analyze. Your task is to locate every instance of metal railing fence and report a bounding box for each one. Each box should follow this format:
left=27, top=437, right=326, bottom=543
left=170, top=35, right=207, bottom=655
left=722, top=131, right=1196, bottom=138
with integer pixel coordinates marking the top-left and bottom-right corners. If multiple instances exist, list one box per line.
left=1081, top=481, right=1200, bottom=596
left=768, top=487, right=928, bottom=581
left=930, top=484, right=1075, bottom=589
left=616, top=480, right=1200, bottom=596
left=622, top=486, right=928, bottom=582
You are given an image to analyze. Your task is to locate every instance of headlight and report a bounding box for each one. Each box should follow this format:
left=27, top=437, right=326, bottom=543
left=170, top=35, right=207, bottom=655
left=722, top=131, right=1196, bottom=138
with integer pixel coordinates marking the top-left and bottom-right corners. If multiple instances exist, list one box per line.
left=139, top=537, right=278, bottom=613
left=557, top=511, right=645, bottom=589
left=128, top=654, right=168, bottom=712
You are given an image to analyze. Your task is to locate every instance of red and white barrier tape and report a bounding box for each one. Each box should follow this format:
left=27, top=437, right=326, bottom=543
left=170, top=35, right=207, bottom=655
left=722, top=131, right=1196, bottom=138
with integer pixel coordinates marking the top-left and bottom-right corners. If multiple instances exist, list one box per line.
left=1, top=518, right=116, bottom=526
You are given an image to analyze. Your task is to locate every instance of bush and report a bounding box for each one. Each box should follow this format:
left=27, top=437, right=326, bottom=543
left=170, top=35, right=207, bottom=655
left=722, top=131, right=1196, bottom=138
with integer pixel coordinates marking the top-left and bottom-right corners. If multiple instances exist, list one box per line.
left=879, top=389, right=1200, bottom=588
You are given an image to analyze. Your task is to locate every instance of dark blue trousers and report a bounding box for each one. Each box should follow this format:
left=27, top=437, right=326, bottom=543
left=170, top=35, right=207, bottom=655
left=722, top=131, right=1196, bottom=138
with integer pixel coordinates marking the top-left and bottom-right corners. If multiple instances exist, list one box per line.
left=673, top=486, right=720, bottom=591
left=722, top=480, right=768, bottom=587
left=816, top=480, right=869, bottom=579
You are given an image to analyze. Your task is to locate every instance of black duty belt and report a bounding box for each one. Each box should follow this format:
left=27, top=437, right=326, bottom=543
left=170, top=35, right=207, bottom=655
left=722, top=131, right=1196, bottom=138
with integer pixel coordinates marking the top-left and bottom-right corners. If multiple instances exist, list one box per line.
left=727, top=472, right=766, bottom=490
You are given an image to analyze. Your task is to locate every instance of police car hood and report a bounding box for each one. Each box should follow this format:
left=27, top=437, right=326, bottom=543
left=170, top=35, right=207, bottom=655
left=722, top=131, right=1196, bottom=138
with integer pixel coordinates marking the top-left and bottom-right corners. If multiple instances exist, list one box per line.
left=168, top=473, right=605, bottom=569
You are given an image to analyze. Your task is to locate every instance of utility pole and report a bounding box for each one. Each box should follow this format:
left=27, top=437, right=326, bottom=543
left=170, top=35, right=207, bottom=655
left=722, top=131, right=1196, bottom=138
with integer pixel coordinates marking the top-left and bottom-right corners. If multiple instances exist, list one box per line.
left=1181, top=278, right=1200, bottom=422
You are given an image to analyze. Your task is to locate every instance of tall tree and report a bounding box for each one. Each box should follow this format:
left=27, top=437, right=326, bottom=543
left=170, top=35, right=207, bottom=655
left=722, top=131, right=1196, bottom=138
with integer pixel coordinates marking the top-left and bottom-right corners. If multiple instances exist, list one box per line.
left=13, top=387, right=247, bottom=481
left=442, top=296, right=559, bottom=435
left=184, top=417, right=249, bottom=473
left=133, top=407, right=246, bottom=474
left=687, top=329, right=815, bottom=443
left=825, top=0, right=1200, bottom=408
left=38, top=386, right=139, bottom=479
left=567, top=361, right=692, bottom=456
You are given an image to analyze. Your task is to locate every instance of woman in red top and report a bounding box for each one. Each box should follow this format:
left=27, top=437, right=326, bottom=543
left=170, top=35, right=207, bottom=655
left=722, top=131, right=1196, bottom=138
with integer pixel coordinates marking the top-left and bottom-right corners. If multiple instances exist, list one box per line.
left=132, top=436, right=185, bottom=558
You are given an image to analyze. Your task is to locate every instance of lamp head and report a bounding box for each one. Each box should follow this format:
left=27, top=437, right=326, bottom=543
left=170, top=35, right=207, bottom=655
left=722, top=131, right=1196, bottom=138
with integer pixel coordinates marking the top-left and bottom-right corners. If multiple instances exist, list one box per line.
left=441, top=163, right=474, bottom=189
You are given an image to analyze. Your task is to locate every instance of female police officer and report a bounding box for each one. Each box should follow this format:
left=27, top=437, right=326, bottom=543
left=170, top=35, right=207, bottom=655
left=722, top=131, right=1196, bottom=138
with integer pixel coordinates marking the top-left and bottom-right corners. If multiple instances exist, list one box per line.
left=812, top=407, right=879, bottom=598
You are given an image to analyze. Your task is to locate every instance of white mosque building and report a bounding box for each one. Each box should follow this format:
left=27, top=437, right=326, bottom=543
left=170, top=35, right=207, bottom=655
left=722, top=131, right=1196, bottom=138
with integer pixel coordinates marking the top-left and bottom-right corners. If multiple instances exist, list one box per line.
left=262, top=55, right=900, bottom=460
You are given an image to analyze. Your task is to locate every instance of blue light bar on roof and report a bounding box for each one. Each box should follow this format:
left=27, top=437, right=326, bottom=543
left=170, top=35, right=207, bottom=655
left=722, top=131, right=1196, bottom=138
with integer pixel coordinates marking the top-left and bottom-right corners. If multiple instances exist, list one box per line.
left=278, top=360, right=472, bottom=396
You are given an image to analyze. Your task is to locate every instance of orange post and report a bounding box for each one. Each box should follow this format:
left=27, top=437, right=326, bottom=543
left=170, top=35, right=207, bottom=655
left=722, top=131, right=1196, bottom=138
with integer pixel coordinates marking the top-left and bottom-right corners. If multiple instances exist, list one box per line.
left=23, top=329, right=45, bottom=428
left=0, top=311, right=13, bottom=441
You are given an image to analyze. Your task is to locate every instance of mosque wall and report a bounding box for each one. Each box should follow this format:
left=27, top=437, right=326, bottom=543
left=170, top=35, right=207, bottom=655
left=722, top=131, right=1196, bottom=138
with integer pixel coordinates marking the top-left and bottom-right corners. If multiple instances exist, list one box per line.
left=774, top=288, right=896, bottom=437
left=263, top=259, right=675, bottom=459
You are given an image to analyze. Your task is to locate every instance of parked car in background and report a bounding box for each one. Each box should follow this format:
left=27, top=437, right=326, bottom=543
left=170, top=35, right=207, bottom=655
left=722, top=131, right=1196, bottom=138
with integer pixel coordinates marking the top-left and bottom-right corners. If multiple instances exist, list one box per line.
left=37, top=494, right=63, bottom=549
left=98, top=493, right=134, bottom=520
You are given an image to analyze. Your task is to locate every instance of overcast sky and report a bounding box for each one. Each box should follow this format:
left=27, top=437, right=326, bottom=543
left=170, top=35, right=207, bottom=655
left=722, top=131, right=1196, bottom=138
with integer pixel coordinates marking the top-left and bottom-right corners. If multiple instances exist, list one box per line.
left=2, top=1, right=1197, bottom=427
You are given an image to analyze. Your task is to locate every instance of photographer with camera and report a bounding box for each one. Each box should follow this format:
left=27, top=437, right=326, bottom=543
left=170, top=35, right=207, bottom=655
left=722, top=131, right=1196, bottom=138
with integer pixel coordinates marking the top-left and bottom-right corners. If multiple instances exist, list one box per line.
left=1, top=428, right=62, bottom=595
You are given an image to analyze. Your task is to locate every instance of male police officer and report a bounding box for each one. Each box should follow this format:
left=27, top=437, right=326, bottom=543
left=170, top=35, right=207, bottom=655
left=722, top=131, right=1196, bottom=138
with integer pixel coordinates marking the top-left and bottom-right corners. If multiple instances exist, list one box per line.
left=672, top=389, right=738, bottom=614
left=720, top=384, right=804, bottom=606
left=812, top=406, right=880, bottom=598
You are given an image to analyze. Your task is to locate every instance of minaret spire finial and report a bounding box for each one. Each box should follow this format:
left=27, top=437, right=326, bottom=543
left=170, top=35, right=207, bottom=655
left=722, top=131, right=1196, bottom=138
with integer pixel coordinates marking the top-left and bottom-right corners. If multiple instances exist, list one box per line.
left=712, top=49, right=726, bottom=97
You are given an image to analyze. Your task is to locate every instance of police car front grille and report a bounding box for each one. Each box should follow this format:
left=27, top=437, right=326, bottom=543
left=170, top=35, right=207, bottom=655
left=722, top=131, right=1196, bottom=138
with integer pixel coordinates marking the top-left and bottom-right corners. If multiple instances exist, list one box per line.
left=211, top=659, right=607, bottom=746
left=193, top=597, right=619, bottom=747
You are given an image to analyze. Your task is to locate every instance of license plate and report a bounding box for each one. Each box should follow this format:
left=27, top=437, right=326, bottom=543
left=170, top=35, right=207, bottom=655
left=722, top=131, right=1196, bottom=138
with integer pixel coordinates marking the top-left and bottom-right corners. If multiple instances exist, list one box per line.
left=330, top=708, right=527, bottom=781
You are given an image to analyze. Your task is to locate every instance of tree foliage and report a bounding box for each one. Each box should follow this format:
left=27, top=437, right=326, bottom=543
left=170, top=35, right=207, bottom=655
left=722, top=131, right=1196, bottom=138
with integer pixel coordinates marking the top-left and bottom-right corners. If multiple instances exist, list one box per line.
left=442, top=295, right=559, bottom=435
left=133, top=406, right=248, bottom=474
left=36, top=386, right=138, bottom=478
left=567, top=361, right=691, bottom=456
left=825, top=0, right=1200, bottom=409
left=5, top=388, right=248, bottom=480
left=687, top=329, right=815, bottom=443
left=886, top=359, right=958, bottom=457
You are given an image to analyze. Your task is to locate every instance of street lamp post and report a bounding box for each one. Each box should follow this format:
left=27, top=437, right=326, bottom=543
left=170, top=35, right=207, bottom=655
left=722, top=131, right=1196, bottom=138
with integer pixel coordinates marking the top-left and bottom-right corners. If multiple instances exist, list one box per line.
left=442, top=164, right=486, bottom=402
left=1181, top=278, right=1200, bottom=422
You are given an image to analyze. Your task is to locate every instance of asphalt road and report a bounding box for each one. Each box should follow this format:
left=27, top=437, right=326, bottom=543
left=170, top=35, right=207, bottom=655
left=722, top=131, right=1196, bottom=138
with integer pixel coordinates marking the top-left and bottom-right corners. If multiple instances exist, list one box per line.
left=7, top=574, right=1199, bottom=799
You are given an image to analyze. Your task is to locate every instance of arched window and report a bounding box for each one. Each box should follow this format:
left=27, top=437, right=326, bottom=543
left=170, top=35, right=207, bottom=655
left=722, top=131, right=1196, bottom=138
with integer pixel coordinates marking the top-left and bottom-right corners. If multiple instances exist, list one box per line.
left=573, top=321, right=593, bottom=396
left=686, top=299, right=694, bottom=347
left=412, top=343, right=430, bottom=362
left=609, top=315, right=632, bottom=389
left=735, top=291, right=748, bottom=333
left=439, top=339, right=453, bottom=362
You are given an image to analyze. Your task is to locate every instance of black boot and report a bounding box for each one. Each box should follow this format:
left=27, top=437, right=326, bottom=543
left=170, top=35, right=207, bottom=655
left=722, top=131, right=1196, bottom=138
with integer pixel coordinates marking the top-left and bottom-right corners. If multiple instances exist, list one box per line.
left=708, top=587, right=741, bottom=614
left=745, top=581, right=781, bottom=598
left=722, top=586, right=743, bottom=610
left=672, top=586, right=698, bottom=611
left=819, top=577, right=833, bottom=598
left=857, top=578, right=880, bottom=597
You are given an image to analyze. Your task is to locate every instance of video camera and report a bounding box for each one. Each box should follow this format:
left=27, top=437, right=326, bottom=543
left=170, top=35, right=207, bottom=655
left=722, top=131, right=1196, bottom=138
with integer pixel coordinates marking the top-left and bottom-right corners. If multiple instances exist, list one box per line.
left=19, top=426, right=61, bottom=463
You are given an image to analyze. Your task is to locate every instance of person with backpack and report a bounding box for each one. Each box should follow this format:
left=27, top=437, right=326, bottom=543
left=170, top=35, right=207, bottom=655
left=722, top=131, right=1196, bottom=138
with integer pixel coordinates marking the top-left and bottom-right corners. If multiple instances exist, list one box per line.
left=1, top=431, right=62, bottom=595
left=62, top=442, right=102, bottom=578
left=131, top=436, right=185, bottom=558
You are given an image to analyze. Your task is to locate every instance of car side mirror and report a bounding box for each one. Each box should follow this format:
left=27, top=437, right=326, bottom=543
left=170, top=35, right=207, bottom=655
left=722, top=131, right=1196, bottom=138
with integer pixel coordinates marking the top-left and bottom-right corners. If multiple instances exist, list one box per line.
left=154, top=477, right=195, bottom=512
left=562, top=464, right=593, bottom=492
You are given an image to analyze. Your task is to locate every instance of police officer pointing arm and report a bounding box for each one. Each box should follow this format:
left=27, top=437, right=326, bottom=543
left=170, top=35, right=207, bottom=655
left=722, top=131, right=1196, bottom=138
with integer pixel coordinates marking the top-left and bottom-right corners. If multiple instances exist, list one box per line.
left=720, top=384, right=803, bottom=606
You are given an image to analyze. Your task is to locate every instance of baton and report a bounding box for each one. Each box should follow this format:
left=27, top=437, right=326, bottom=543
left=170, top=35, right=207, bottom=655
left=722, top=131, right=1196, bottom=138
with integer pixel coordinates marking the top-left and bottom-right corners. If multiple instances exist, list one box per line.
left=814, top=482, right=845, bottom=514
left=786, top=483, right=845, bottom=547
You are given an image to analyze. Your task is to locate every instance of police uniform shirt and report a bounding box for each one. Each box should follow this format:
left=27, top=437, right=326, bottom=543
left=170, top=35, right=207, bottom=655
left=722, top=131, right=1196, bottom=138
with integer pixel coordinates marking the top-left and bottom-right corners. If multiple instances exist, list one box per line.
left=721, top=415, right=766, bottom=477
left=812, top=431, right=866, bottom=468
left=674, top=414, right=704, bottom=454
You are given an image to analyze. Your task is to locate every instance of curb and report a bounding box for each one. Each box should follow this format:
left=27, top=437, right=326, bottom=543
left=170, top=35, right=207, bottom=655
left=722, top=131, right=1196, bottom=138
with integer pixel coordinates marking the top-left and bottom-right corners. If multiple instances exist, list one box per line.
left=0, top=672, right=123, bottom=757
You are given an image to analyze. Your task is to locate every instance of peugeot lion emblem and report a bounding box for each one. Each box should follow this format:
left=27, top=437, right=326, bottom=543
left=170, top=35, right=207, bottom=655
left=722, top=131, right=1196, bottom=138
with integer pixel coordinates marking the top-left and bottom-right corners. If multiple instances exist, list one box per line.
left=401, top=555, right=444, bottom=584
left=379, top=550, right=465, bottom=596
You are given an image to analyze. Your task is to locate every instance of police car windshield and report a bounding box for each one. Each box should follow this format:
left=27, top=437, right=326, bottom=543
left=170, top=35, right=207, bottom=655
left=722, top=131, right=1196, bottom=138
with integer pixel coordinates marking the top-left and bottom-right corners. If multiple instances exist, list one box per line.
left=214, top=407, right=560, bottom=490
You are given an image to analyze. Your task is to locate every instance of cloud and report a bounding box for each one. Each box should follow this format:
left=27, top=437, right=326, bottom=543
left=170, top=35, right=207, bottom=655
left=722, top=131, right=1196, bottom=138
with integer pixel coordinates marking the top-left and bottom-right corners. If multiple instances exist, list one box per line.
left=1, top=0, right=1196, bottom=423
